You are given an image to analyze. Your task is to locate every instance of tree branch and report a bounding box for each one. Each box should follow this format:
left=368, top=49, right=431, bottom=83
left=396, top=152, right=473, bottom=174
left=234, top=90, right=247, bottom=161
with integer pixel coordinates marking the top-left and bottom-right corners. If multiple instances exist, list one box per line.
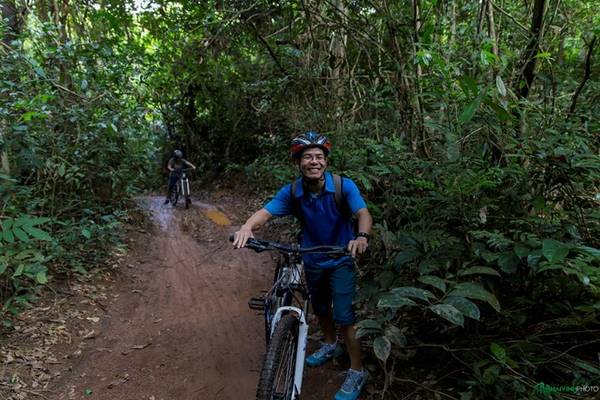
left=568, top=35, right=596, bottom=116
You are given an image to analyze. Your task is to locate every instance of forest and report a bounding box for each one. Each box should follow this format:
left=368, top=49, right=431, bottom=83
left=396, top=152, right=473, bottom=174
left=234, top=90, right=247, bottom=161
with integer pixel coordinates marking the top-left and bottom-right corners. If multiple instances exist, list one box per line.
left=1, top=0, right=599, bottom=398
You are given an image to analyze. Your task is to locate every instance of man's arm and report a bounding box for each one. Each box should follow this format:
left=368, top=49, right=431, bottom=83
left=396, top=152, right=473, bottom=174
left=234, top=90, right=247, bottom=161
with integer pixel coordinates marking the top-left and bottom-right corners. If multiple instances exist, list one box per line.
left=232, top=208, right=273, bottom=248
left=348, top=208, right=373, bottom=257
left=167, top=158, right=174, bottom=172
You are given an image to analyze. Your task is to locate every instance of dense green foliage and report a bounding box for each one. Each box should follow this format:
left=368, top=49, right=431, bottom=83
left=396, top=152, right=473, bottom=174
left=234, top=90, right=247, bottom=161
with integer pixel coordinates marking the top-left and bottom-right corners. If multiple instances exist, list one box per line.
left=1, top=1, right=155, bottom=314
left=1, top=0, right=599, bottom=397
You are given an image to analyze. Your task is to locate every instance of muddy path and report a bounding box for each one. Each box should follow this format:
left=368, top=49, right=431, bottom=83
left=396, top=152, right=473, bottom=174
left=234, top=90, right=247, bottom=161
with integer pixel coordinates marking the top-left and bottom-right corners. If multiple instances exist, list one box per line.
left=39, top=195, right=349, bottom=400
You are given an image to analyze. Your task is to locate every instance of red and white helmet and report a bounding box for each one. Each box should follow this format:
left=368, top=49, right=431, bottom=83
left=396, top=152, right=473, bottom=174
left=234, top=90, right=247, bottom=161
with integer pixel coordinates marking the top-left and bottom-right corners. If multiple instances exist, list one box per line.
left=290, top=131, right=332, bottom=159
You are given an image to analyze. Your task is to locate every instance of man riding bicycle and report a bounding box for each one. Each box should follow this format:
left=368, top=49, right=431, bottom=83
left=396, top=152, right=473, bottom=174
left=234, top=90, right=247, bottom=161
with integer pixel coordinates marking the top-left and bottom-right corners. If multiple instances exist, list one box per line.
left=164, top=149, right=196, bottom=204
left=233, top=131, right=373, bottom=400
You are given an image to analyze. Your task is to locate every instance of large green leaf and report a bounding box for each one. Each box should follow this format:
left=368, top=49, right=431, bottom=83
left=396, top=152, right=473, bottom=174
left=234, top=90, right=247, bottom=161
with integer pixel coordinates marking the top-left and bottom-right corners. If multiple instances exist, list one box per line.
left=495, top=76, right=507, bottom=96
left=395, top=250, right=419, bottom=267
left=3, top=229, right=15, bottom=243
left=377, top=293, right=418, bottom=309
left=459, top=266, right=501, bottom=277
left=384, top=325, right=407, bottom=347
left=36, top=271, right=49, bottom=284
left=21, top=225, right=52, bottom=241
left=497, top=252, right=519, bottom=274
left=527, top=249, right=543, bottom=268
left=573, top=245, right=600, bottom=260
left=513, top=244, right=530, bottom=259
left=355, top=319, right=382, bottom=331
left=443, top=296, right=481, bottom=320
left=373, top=336, right=391, bottom=362
left=355, top=319, right=383, bottom=338
left=12, top=227, right=29, bottom=243
left=390, top=286, right=436, bottom=301
left=2, top=219, right=13, bottom=230
left=459, top=96, right=482, bottom=124
left=490, top=342, right=507, bottom=363
left=430, top=304, right=464, bottom=327
left=449, top=282, right=501, bottom=312
left=418, top=275, right=447, bottom=292
left=13, top=264, right=24, bottom=277
left=542, top=239, right=570, bottom=263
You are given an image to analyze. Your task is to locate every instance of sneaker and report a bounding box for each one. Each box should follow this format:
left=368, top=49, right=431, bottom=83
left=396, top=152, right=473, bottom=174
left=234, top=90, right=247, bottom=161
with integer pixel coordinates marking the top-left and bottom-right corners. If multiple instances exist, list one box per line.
left=305, top=341, right=344, bottom=367
left=334, top=369, right=368, bottom=400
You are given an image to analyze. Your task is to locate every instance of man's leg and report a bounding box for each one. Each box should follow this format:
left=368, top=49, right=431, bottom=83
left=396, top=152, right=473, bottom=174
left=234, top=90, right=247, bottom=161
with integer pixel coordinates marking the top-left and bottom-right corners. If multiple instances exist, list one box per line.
left=305, top=266, right=343, bottom=367
left=341, top=324, right=362, bottom=370
left=332, top=263, right=368, bottom=400
left=317, top=308, right=336, bottom=344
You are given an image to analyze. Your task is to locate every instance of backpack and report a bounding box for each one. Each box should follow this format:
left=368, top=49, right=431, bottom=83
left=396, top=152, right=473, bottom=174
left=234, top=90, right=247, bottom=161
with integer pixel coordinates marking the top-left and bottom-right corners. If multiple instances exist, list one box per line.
left=289, top=173, right=353, bottom=223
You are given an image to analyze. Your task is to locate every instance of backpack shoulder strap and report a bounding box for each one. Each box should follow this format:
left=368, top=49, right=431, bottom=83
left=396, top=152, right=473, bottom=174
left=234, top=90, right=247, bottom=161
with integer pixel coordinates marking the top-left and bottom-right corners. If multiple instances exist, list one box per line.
left=332, top=173, right=343, bottom=211
left=332, top=174, right=352, bottom=219
left=290, top=179, right=302, bottom=221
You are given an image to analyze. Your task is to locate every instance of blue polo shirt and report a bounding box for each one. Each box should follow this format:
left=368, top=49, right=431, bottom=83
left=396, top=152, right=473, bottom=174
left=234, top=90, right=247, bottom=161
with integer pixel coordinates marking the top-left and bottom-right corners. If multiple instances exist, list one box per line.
left=264, top=172, right=367, bottom=269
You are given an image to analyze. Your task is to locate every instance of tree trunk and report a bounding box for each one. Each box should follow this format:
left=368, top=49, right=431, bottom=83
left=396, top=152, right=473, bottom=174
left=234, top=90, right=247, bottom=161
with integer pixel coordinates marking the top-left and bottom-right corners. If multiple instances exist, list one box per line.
left=517, top=0, right=546, bottom=99
left=329, top=0, right=347, bottom=132
left=487, top=0, right=499, bottom=58
left=1, top=0, right=24, bottom=175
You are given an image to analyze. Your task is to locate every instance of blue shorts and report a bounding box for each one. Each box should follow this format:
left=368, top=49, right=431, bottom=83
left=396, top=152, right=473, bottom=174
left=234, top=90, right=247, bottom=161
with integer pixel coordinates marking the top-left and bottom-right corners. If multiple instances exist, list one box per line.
left=304, top=259, right=356, bottom=326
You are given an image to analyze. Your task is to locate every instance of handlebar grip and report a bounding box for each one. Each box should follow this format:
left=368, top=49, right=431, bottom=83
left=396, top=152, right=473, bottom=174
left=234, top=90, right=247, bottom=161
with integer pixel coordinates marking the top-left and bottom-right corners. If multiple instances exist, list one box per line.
left=228, top=234, right=235, bottom=242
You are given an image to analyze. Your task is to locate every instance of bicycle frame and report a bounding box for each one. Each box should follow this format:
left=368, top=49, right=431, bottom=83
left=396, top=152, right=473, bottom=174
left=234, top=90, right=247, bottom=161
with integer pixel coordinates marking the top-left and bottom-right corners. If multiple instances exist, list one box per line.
left=178, top=171, right=190, bottom=196
left=233, top=236, right=348, bottom=400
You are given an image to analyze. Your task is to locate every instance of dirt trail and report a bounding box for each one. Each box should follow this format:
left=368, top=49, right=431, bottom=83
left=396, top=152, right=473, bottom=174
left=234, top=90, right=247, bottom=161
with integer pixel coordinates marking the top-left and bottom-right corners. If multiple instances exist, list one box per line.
left=45, top=195, right=344, bottom=400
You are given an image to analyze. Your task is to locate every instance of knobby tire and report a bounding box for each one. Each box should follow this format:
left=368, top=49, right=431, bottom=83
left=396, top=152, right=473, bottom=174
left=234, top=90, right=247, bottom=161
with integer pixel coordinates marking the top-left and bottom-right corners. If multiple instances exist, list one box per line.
left=256, top=314, right=300, bottom=400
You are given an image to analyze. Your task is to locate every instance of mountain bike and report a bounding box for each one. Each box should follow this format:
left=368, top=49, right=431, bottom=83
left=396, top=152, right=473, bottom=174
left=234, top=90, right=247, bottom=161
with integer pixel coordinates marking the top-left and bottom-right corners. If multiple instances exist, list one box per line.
left=168, top=168, right=193, bottom=209
left=231, top=235, right=348, bottom=400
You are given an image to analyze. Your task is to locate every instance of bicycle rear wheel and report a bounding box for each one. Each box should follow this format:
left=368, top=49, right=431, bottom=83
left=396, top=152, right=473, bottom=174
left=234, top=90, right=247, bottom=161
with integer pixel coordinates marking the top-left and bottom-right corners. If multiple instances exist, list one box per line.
left=256, top=314, right=300, bottom=400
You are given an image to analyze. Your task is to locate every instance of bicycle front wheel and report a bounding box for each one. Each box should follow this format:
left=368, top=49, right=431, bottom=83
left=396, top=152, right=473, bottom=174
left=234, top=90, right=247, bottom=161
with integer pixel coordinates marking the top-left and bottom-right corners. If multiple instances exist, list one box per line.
left=257, top=314, right=300, bottom=400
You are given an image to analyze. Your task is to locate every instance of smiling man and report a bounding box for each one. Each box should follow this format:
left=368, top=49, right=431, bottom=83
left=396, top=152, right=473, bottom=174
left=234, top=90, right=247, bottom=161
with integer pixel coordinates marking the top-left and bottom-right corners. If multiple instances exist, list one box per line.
left=233, top=131, right=373, bottom=400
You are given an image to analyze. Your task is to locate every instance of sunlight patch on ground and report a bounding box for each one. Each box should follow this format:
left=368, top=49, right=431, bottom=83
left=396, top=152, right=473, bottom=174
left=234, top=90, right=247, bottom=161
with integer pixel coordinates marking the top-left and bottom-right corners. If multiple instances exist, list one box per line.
left=204, top=209, right=231, bottom=226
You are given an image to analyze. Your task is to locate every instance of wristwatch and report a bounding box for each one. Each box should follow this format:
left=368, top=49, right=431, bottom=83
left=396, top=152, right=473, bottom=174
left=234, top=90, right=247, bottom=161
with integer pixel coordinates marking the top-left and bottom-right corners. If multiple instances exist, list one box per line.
left=356, top=232, right=370, bottom=240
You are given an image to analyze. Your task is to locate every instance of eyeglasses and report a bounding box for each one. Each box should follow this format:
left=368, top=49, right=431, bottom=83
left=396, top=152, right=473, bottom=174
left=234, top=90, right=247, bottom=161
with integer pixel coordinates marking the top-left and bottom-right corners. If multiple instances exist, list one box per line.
left=301, top=154, right=326, bottom=161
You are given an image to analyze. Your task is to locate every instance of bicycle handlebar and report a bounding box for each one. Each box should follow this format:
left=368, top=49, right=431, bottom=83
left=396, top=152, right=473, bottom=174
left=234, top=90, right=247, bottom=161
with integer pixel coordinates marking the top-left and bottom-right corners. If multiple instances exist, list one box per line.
left=228, top=235, right=349, bottom=257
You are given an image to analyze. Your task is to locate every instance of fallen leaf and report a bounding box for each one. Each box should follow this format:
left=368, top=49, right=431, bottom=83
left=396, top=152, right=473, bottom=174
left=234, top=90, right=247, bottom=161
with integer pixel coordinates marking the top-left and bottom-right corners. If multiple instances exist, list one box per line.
left=107, top=373, right=129, bottom=389
left=83, top=330, right=97, bottom=340
left=131, top=343, right=152, bottom=350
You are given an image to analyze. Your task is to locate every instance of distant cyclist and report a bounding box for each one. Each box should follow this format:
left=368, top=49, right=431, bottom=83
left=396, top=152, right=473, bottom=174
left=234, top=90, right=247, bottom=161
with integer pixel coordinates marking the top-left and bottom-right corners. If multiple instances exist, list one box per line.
left=164, top=149, right=196, bottom=204
left=233, top=131, right=372, bottom=400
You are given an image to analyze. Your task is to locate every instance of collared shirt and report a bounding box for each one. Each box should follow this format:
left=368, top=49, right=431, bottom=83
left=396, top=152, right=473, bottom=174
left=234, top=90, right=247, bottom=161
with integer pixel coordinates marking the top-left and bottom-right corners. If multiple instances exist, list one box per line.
left=264, top=172, right=367, bottom=268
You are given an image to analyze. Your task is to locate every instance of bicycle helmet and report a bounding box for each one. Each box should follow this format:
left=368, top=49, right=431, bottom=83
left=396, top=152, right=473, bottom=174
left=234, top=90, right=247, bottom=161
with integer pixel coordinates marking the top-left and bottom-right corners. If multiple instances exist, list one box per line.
left=290, top=131, right=332, bottom=159
left=173, top=149, right=183, bottom=159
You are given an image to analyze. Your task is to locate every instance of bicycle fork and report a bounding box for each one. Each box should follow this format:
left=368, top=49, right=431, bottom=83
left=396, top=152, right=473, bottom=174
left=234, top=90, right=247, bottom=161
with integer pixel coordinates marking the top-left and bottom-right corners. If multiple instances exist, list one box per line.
left=270, top=306, right=308, bottom=400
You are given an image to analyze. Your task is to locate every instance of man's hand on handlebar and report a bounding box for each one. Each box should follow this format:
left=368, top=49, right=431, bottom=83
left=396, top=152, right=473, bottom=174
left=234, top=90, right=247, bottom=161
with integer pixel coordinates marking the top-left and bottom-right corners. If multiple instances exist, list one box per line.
left=232, top=226, right=254, bottom=249
left=347, top=237, right=368, bottom=258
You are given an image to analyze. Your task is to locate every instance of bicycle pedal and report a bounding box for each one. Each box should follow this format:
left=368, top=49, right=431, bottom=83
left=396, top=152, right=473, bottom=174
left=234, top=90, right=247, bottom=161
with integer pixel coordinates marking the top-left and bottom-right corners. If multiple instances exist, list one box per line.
left=248, top=297, right=265, bottom=310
